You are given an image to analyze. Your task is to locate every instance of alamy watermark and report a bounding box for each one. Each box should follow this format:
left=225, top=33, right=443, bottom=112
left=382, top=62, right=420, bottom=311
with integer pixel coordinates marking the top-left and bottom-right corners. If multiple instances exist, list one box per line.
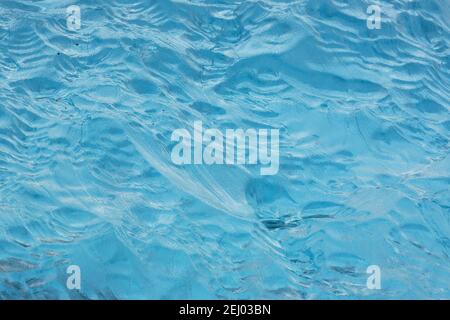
left=366, top=265, right=381, bottom=290
left=366, top=4, right=381, bottom=30
left=66, top=265, right=81, bottom=290
left=170, top=121, right=279, bottom=175
left=66, top=5, right=81, bottom=31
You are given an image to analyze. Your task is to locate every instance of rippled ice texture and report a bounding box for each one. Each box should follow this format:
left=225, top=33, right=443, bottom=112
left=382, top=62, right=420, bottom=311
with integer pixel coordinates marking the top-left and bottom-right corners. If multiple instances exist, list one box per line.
left=0, top=0, right=449, bottom=299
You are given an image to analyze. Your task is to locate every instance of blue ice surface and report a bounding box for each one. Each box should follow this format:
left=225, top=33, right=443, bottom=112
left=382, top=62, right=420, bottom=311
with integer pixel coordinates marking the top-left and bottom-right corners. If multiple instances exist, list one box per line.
left=0, top=0, right=449, bottom=299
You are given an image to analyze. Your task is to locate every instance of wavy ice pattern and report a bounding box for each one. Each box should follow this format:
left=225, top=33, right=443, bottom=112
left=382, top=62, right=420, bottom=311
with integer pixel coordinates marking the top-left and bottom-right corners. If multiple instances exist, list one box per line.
left=0, top=0, right=449, bottom=299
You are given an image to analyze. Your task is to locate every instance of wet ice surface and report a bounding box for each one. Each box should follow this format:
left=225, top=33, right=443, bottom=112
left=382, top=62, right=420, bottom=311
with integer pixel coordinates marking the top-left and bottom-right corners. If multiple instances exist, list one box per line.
left=0, top=0, right=449, bottom=299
